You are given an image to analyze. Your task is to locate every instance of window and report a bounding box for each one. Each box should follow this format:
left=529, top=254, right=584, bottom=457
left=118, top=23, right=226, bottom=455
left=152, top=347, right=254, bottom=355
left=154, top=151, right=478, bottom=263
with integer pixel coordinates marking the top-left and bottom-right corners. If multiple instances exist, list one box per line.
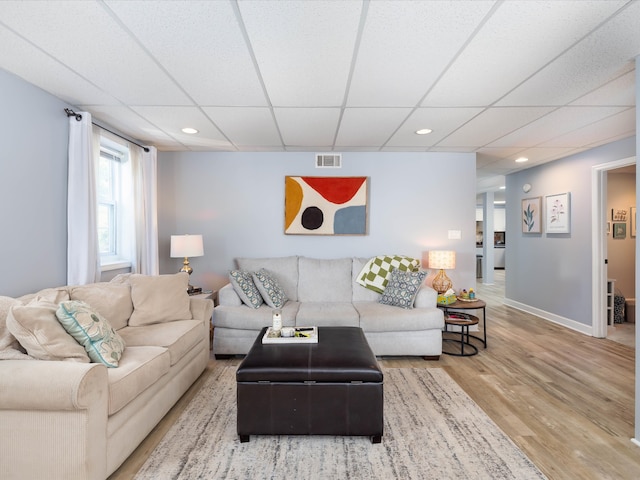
left=97, top=138, right=134, bottom=270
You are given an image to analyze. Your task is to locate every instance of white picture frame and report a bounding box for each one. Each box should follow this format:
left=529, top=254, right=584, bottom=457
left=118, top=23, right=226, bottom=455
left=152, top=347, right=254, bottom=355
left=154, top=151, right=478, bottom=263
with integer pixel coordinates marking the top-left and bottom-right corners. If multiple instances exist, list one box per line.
left=545, top=193, right=570, bottom=234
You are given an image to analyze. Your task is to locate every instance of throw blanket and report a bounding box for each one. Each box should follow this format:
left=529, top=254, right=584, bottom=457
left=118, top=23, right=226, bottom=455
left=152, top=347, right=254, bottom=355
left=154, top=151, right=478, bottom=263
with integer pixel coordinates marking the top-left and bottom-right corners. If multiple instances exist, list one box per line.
left=356, top=255, right=420, bottom=293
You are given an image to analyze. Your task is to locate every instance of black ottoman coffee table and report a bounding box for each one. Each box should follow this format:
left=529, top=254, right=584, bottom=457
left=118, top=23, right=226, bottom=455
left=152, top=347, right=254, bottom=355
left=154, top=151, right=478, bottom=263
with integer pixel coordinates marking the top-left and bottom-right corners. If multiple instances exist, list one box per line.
left=236, top=326, right=383, bottom=443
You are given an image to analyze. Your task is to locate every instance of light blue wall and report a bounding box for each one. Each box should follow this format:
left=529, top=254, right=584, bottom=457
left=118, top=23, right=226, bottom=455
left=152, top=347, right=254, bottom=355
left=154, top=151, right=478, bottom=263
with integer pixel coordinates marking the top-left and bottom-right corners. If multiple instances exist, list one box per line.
left=505, top=136, right=635, bottom=327
left=0, top=69, right=70, bottom=297
left=157, top=151, right=478, bottom=293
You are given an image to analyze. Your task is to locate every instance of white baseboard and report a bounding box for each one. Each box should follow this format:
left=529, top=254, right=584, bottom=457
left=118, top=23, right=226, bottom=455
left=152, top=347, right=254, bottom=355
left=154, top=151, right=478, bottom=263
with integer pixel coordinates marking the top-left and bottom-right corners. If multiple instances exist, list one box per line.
left=503, top=298, right=594, bottom=336
left=631, top=438, right=640, bottom=448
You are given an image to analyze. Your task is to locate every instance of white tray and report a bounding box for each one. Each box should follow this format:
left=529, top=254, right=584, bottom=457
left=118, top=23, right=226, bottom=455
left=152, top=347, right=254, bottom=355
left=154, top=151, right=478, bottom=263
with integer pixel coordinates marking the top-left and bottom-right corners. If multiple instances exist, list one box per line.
left=262, top=326, right=318, bottom=344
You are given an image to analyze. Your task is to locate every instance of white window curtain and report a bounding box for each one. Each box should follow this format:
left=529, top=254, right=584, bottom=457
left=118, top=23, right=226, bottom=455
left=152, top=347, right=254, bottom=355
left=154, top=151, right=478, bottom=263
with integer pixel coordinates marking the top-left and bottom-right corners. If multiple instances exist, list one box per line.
left=130, top=144, right=159, bottom=275
left=67, top=112, right=101, bottom=285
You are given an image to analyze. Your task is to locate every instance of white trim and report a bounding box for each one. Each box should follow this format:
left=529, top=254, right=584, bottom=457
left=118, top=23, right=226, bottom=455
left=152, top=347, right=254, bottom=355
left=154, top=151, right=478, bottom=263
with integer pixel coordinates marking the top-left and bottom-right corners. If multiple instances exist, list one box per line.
left=503, top=298, right=593, bottom=336
left=591, top=156, right=636, bottom=339
left=631, top=438, right=640, bottom=448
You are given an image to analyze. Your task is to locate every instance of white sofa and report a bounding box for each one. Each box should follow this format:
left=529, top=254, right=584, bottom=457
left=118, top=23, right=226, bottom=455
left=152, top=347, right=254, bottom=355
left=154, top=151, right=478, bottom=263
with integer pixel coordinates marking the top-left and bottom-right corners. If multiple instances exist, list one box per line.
left=213, top=256, right=444, bottom=358
left=0, top=272, right=213, bottom=480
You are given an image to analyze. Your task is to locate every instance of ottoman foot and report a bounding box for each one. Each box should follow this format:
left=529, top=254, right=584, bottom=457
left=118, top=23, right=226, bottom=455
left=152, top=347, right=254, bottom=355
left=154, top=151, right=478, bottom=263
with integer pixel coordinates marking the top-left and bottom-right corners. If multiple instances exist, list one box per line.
left=239, top=435, right=250, bottom=443
left=371, top=435, right=382, bottom=444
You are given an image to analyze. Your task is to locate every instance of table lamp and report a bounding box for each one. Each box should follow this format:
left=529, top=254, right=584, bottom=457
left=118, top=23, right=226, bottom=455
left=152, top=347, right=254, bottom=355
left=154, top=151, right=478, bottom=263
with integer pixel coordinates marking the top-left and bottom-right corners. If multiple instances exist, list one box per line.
left=170, top=234, right=204, bottom=292
left=427, top=250, right=456, bottom=294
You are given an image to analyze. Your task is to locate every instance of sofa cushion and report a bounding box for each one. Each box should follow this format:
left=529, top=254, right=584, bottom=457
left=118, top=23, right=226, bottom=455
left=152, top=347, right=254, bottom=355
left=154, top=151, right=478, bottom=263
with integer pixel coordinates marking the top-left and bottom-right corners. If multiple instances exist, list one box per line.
left=118, top=319, right=202, bottom=366
left=298, top=257, right=352, bottom=302
left=56, top=300, right=126, bottom=368
left=236, top=256, right=299, bottom=301
left=229, top=270, right=263, bottom=309
left=379, top=270, right=427, bottom=309
left=16, top=287, right=70, bottom=305
left=252, top=269, right=288, bottom=308
left=128, top=273, right=192, bottom=326
left=355, top=302, right=444, bottom=332
left=295, top=302, right=359, bottom=327
left=213, top=302, right=299, bottom=330
left=356, top=255, right=420, bottom=293
left=0, top=296, right=31, bottom=360
left=69, top=283, right=133, bottom=330
left=107, top=346, right=170, bottom=415
left=6, top=299, right=90, bottom=362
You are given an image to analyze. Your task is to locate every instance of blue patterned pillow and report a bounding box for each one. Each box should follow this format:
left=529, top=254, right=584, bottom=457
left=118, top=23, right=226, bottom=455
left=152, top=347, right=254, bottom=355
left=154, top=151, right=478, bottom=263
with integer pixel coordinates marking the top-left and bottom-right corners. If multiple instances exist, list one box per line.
left=229, top=270, right=264, bottom=309
left=252, top=269, right=288, bottom=308
left=55, top=300, right=126, bottom=367
left=379, top=269, right=427, bottom=309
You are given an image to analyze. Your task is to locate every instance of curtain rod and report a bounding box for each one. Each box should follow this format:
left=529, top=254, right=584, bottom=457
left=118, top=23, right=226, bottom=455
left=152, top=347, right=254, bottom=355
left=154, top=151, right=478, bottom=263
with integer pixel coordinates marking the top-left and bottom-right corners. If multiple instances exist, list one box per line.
left=64, top=108, right=150, bottom=153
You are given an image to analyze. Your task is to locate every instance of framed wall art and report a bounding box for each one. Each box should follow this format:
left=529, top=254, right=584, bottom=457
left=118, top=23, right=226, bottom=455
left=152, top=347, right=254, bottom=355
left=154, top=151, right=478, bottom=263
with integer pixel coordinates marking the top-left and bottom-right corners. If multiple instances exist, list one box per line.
left=522, top=197, right=541, bottom=233
left=284, top=176, right=368, bottom=235
left=612, top=208, right=628, bottom=221
left=613, top=222, right=626, bottom=239
left=545, top=192, right=570, bottom=234
left=631, top=206, right=636, bottom=237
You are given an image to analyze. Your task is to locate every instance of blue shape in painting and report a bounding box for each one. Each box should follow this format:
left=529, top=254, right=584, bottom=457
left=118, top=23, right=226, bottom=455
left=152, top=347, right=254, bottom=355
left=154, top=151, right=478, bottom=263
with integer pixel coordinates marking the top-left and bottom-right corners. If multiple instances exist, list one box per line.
left=334, top=206, right=366, bottom=234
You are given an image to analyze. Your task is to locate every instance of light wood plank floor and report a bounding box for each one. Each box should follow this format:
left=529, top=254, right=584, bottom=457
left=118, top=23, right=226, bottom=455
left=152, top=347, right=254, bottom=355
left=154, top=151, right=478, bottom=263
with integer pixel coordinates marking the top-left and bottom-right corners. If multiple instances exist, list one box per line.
left=110, top=271, right=639, bottom=479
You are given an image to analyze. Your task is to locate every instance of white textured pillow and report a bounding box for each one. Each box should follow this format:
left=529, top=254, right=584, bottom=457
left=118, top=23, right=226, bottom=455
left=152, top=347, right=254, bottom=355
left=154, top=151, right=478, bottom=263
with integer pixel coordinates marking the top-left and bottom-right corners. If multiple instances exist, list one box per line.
left=6, top=298, right=90, bottom=362
left=128, top=273, right=192, bottom=326
left=56, top=300, right=126, bottom=368
left=69, top=283, right=133, bottom=330
left=0, top=296, right=31, bottom=360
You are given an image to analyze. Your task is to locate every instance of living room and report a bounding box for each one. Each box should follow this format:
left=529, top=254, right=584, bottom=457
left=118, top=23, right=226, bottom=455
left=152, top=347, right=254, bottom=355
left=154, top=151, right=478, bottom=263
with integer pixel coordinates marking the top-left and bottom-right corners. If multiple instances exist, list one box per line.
left=1, top=1, right=639, bottom=479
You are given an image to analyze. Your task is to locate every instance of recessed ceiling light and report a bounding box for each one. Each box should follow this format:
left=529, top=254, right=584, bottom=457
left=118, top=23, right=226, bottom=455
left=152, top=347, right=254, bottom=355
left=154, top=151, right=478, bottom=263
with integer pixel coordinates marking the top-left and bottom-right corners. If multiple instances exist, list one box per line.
left=181, top=127, right=198, bottom=134
left=499, top=186, right=506, bottom=190
left=515, top=157, right=528, bottom=163
left=415, top=128, right=433, bottom=135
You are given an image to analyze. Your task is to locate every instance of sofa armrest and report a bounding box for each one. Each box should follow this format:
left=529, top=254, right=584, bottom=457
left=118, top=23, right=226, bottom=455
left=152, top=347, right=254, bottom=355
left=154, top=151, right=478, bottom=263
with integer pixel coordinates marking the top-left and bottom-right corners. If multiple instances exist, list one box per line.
left=190, top=297, right=214, bottom=324
left=414, top=285, right=438, bottom=308
left=0, top=360, right=107, bottom=411
left=218, top=283, right=242, bottom=306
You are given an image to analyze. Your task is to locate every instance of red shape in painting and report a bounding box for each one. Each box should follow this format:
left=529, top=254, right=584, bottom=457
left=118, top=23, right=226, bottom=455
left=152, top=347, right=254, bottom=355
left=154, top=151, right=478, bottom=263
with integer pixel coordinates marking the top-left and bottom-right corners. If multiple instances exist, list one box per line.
left=301, top=177, right=366, bottom=204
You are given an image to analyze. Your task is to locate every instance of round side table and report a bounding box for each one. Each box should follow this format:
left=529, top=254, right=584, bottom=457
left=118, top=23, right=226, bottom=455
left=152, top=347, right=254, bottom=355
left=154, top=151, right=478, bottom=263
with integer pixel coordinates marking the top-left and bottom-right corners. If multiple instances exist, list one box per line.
left=443, top=312, right=479, bottom=356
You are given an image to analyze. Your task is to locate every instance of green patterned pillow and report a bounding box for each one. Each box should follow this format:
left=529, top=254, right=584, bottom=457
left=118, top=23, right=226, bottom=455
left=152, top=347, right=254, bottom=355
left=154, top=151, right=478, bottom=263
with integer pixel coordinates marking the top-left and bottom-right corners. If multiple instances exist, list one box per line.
left=56, top=300, right=126, bottom=368
left=252, top=269, right=287, bottom=308
left=229, top=270, right=264, bottom=309
left=379, top=269, right=427, bottom=309
left=357, top=255, right=420, bottom=293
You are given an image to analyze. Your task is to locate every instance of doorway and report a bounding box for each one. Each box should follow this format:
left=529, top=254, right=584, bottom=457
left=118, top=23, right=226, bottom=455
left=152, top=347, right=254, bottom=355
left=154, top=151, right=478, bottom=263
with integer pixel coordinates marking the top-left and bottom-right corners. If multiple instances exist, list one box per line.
left=592, top=156, right=636, bottom=340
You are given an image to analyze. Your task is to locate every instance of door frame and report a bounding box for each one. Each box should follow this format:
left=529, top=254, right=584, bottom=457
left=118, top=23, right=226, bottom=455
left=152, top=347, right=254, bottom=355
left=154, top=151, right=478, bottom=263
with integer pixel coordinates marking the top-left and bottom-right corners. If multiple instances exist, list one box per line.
left=591, top=156, right=636, bottom=338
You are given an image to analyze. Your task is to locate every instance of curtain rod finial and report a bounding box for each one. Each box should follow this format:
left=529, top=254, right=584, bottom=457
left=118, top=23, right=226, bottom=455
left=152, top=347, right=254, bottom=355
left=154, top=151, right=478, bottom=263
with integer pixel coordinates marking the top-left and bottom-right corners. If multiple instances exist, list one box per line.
left=64, top=108, right=82, bottom=121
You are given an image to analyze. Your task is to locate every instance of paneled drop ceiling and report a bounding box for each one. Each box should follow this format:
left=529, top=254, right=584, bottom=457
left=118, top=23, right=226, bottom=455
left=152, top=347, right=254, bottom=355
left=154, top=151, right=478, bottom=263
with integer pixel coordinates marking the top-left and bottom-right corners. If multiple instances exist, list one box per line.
left=0, top=0, right=638, bottom=192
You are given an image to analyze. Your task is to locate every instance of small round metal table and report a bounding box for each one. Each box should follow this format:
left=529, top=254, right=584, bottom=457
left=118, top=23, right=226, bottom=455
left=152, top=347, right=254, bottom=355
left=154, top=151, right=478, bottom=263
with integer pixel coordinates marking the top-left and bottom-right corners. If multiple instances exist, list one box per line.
left=443, top=312, right=480, bottom=356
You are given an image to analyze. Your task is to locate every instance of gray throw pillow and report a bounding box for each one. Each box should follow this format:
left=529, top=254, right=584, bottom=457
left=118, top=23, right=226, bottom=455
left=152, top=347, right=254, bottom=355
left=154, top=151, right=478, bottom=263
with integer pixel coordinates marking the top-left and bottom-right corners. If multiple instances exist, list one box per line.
left=252, top=269, right=287, bottom=308
left=379, top=269, right=427, bottom=309
left=229, top=270, right=264, bottom=309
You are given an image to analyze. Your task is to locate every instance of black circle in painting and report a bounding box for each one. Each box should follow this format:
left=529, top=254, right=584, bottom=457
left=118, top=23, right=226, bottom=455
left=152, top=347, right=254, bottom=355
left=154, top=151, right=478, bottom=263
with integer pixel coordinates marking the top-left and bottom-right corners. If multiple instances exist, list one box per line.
left=301, top=206, right=323, bottom=230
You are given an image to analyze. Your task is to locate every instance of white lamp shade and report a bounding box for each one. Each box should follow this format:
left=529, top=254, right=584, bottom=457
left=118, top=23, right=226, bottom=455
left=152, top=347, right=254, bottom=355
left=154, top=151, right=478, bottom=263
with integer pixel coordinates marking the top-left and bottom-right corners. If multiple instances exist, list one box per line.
left=170, top=234, right=204, bottom=258
left=427, top=250, right=456, bottom=270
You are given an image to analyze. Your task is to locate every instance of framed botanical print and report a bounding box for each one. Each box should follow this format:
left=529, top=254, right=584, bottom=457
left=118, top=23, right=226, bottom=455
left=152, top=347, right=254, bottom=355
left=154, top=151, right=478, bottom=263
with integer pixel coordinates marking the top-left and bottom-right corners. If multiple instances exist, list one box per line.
left=545, top=193, right=570, bottom=234
left=522, top=197, right=541, bottom=233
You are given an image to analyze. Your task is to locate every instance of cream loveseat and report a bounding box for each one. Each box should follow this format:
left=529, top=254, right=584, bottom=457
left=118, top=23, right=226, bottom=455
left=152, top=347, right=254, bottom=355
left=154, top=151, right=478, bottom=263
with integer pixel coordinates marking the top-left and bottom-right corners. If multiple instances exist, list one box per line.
left=0, top=272, right=213, bottom=480
left=213, top=256, right=444, bottom=358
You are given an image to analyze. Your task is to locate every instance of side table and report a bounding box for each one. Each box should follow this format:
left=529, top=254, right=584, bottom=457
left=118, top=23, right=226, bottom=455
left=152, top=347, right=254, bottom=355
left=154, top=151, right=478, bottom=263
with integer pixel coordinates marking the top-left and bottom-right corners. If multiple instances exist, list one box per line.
left=439, top=298, right=487, bottom=350
left=443, top=312, right=479, bottom=356
left=189, top=290, right=218, bottom=350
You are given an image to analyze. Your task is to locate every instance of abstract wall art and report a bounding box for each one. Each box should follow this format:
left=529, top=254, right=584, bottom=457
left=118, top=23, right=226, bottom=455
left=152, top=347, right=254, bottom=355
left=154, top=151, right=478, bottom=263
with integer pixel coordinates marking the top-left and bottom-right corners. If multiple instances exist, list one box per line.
left=284, top=176, right=368, bottom=235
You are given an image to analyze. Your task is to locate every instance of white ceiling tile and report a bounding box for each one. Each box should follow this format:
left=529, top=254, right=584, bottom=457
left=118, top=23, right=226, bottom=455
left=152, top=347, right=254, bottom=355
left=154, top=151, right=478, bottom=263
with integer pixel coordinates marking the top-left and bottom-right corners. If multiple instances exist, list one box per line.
left=336, top=108, right=411, bottom=147
left=386, top=108, right=484, bottom=147
left=348, top=0, right=494, bottom=107
left=570, top=70, right=635, bottom=106
left=0, top=1, right=191, bottom=105
left=238, top=1, right=362, bottom=106
left=488, top=106, right=628, bottom=148
left=105, top=1, right=267, bottom=106
left=437, top=107, right=554, bottom=147
left=86, top=106, right=178, bottom=145
left=202, top=107, right=281, bottom=147
left=273, top=108, right=341, bottom=146
left=497, top=1, right=640, bottom=106
left=131, top=106, right=232, bottom=148
left=0, top=26, right=118, bottom=106
left=423, top=0, right=627, bottom=107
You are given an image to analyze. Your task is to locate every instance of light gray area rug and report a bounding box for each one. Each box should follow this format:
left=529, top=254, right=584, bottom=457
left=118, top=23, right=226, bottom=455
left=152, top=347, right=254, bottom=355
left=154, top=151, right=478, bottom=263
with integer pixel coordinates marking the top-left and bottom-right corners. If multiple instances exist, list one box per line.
left=135, top=366, right=547, bottom=480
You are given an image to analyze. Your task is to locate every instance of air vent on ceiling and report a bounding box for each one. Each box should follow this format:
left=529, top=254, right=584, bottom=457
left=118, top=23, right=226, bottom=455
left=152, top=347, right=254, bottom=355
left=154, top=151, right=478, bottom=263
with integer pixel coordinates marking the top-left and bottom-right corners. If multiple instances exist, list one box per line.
left=315, top=153, right=342, bottom=168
